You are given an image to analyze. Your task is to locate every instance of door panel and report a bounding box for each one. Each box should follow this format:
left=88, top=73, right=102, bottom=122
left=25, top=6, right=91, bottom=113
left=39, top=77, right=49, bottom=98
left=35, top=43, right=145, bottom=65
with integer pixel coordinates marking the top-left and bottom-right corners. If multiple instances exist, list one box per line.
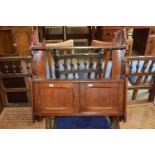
left=80, top=82, right=124, bottom=115
left=14, top=32, right=31, bottom=56
left=0, top=30, right=15, bottom=55
left=38, top=82, right=79, bottom=114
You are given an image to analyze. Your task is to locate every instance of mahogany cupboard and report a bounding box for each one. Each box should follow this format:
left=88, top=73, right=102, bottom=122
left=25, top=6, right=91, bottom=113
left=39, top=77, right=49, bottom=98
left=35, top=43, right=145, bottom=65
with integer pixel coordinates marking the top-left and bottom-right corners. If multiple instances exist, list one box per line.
left=31, top=44, right=127, bottom=128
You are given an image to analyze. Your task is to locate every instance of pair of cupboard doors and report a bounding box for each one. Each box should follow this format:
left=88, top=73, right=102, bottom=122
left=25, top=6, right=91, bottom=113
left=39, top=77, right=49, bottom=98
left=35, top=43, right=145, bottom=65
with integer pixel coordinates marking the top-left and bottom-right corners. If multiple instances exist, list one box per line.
left=33, top=80, right=125, bottom=117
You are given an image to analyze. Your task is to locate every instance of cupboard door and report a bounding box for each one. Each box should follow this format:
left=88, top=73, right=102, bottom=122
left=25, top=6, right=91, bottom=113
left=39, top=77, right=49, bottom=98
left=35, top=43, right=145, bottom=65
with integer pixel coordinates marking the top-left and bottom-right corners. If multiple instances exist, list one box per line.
left=14, top=31, right=31, bottom=56
left=80, top=82, right=124, bottom=115
left=0, top=30, right=15, bottom=55
left=38, top=82, right=79, bottom=114
left=0, top=27, right=32, bottom=56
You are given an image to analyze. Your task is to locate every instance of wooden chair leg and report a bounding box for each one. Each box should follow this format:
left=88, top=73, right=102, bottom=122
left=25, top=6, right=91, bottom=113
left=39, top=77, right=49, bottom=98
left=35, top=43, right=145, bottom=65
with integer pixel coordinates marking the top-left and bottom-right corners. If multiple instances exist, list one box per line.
left=149, top=83, right=155, bottom=102
left=46, top=117, right=51, bottom=129
left=132, top=89, right=138, bottom=100
left=110, top=117, right=120, bottom=129
left=32, top=115, right=36, bottom=123
left=50, top=117, right=55, bottom=129
left=33, top=115, right=44, bottom=123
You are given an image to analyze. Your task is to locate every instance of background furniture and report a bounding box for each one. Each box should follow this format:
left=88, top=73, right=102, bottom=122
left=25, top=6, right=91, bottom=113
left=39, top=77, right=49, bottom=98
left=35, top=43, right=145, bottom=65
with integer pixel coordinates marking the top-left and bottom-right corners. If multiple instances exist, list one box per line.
left=38, top=26, right=95, bottom=45
left=127, top=56, right=155, bottom=101
left=38, top=26, right=66, bottom=43
left=95, top=26, right=123, bottom=42
left=0, top=56, right=32, bottom=107
left=132, top=28, right=155, bottom=55
left=66, top=26, right=94, bottom=45
left=132, top=28, right=150, bottom=55
left=0, top=26, right=32, bottom=56
left=95, top=26, right=155, bottom=56
left=0, top=27, right=33, bottom=110
left=91, top=39, right=133, bottom=56
left=145, top=35, right=155, bottom=56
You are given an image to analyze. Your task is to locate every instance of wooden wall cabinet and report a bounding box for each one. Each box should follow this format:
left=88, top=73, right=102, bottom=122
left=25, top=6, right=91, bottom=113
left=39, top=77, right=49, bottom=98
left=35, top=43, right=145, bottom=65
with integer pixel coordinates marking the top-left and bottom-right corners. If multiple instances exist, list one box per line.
left=33, top=81, right=125, bottom=117
left=0, top=26, right=33, bottom=56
